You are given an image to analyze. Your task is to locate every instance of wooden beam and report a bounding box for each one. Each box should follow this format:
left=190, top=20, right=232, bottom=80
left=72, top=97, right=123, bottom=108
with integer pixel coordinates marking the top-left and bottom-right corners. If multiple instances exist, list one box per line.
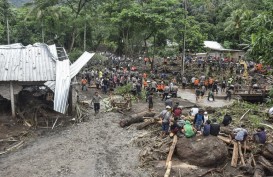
left=238, top=142, right=246, bottom=166
left=164, top=161, right=172, bottom=177
left=10, top=81, right=15, bottom=118
left=231, top=141, right=239, bottom=167
left=166, top=135, right=178, bottom=167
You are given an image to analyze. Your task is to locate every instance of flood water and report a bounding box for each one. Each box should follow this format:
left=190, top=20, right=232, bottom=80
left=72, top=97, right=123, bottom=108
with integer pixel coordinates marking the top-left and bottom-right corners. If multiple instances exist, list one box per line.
left=177, top=89, right=234, bottom=108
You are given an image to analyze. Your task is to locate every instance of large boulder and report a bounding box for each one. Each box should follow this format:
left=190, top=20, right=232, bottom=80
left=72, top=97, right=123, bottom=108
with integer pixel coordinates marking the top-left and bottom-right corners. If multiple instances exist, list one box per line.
left=176, top=136, right=228, bottom=167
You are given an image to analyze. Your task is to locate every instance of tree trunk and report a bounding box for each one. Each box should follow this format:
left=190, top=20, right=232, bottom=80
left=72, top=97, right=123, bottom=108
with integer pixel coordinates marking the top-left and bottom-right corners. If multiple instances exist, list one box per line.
left=119, top=111, right=156, bottom=128
left=136, top=119, right=156, bottom=130
left=258, top=156, right=273, bottom=174
left=68, top=28, right=76, bottom=52
left=262, top=143, right=273, bottom=160
left=254, top=165, right=264, bottom=177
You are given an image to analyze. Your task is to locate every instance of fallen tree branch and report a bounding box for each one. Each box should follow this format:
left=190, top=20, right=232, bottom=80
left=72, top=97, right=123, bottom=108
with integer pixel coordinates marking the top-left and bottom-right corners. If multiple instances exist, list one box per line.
left=0, top=141, right=24, bottom=155
left=239, top=109, right=250, bottom=121
left=259, top=123, right=273, bottom=130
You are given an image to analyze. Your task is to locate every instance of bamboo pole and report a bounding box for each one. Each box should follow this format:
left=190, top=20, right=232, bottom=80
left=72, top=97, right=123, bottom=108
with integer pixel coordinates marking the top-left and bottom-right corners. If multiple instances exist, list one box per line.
left=166, top=135, right=178, bottom=167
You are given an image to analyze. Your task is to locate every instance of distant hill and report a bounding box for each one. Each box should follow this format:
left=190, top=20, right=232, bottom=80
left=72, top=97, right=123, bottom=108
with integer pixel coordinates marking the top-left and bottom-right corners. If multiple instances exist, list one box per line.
left=9, top=0, right=32, bottom=7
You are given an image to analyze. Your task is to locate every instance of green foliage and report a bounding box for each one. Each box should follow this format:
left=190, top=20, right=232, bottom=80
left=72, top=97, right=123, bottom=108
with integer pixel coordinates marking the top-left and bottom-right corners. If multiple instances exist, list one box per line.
left=1, top=0, right=272, bottom=63
left=114, top=84, right=132, bottom=95
left=69, top=49, right=83, bottom=62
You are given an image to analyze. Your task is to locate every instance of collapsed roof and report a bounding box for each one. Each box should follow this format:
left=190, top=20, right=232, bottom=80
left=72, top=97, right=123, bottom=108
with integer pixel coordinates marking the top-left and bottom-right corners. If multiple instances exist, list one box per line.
left=0, top=43, right=94, bottom=114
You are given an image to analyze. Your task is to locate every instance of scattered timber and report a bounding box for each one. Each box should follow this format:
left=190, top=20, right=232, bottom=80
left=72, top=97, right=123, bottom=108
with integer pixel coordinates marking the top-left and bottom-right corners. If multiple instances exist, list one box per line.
left=258, top=156, right=273, bottom=174
left=166, top=135, right=178, bottom=167
left=120, top=111, right=156, bottom=128
left=164, top=161, right=172, bottom=177
left=253, top=165, right=265, bottom=177
left=231, top=141, right=239, bottom=167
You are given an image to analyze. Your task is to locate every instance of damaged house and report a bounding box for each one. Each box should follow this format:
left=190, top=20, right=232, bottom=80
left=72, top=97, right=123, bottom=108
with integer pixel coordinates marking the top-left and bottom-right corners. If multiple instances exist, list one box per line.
left=0, top=43, right=94, bottom=121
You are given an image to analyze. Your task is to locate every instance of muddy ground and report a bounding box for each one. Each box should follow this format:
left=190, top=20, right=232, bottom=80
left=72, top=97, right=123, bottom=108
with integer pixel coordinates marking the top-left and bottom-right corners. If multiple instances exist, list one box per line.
left=0, top=89, right=153, bottom=177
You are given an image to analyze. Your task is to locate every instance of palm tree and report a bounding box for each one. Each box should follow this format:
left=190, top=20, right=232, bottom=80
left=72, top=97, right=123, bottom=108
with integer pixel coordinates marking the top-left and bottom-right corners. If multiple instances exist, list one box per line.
left=224, top=9, right=252, bottom=43
left=25, top=0, right=60, bottom=43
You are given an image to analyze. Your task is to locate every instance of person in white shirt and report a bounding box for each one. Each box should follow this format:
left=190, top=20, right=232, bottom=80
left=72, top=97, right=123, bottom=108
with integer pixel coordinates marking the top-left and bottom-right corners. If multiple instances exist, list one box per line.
left=189, top=107, right=199, bottom=116
left=204, top=111, right=209, bottom=123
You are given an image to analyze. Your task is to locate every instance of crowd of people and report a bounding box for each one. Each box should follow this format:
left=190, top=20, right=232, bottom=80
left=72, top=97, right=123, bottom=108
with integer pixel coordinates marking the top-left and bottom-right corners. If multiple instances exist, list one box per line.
left=81, top=53, right=268, bottom=145
left=158, top=105, right=266, bottom=144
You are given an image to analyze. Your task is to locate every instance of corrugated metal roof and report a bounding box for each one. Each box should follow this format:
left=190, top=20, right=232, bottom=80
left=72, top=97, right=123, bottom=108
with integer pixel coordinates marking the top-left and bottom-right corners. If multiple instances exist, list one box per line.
left=54, top=60, right=70, bottom=114
left=204, top=41, right=224, bottom=51
left=45, top=51, right=94, bottom=114
left=204, top=41, right=242, bottom=52
left=45, top=52, right=94, bottom=92
left=0, top=43, right=57, bottom=81
left=70, top=52, right=95, bottom=78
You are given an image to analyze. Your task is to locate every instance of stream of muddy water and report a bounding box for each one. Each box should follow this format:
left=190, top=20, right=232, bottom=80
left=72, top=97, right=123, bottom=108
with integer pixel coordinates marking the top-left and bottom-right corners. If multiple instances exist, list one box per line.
left=177, top=89, right=234, bottom=108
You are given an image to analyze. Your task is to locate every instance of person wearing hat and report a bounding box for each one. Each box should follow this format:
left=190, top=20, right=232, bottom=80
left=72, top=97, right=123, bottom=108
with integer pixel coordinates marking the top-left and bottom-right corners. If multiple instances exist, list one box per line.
left=159, top=106, right=172, bottom=137
left=165, top=96, right=173, bottom=107
left=193, top=110, right=204, bottom=131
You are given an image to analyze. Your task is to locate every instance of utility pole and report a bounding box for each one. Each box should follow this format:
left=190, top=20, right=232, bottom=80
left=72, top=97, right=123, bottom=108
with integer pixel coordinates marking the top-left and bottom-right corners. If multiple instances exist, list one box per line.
left=84, top=21, right=86, bottom=51
left=7, top=18, right=10, bottom=44
left=181, top=0, right=187, bottom=83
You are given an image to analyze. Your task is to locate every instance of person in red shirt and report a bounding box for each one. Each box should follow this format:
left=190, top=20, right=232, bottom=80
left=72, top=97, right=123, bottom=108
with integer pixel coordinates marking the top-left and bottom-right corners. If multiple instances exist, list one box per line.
left=173, top=106, right=182, bottom=120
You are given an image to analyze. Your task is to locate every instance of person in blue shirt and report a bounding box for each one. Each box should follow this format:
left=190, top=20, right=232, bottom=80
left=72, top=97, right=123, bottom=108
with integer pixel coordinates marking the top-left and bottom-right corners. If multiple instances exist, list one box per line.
left=253, top=126, right=266, bottom=144
left=203, top=120, right=211, bottom=136
left=233, top=125, right=248, bottom=141
left=193, top=110, right=204, bottom=131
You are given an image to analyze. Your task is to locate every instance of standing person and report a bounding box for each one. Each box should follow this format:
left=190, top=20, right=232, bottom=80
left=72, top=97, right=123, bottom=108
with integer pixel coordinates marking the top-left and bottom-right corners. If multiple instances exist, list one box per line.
left=193, top=110, right=204, bottom=131
left=159, top=106, right=172, bottom=137
left=207, top=90, right=215, bottom=101
left=165, top=96, right=173, bottom=108
left=225, top=89, right=232, bottom=101
left=162, top=85, right=170, bottom=101
left=221, top=77, right=226, bottom=92
left=91, top=91, right=102, bottom=115
left=210, top=118, right=220, bottom=136
left=81, top=77, right=88, bottom=91
left=195, top=87, right=201, bottom=101
left=151, top=79, right=157, bottom=92
left=95, top=77, right=100, bottom=89
left=148, top=93, right=153, bottom=111
left=182, top=76, right=187, bottom=89
left=136, top=81, right=142, bottom=101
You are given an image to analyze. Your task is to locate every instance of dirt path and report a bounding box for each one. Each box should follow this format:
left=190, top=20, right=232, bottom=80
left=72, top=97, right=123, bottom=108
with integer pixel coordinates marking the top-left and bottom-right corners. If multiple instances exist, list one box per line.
left=0, top=109, right=149, bottom=177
